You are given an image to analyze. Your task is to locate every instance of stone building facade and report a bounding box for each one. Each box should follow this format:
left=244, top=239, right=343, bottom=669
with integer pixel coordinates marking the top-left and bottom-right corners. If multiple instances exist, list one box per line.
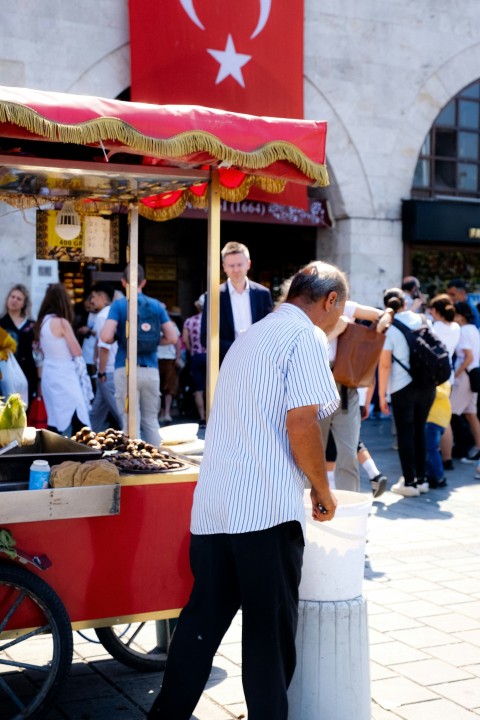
left=0, top=1, right=479, bottom=307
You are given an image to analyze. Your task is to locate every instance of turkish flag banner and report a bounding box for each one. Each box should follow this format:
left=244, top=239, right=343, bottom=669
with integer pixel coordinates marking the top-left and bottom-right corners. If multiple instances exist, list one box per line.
left=128, top=0, right=304, bottom=119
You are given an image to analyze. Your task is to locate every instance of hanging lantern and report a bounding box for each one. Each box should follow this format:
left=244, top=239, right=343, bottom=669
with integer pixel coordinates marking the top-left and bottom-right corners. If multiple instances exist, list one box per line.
left=55, top=201, right=81, bottom=240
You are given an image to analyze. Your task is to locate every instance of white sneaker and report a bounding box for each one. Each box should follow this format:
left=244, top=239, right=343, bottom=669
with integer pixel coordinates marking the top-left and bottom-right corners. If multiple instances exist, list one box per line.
left=391, top=477, right=420, bottom=497
left=416, top=481, right=429, bottom=494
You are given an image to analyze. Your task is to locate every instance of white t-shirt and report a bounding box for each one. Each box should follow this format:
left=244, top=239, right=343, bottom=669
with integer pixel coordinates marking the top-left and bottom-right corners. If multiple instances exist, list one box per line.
left=156, top=325, right=180, bottom=360
left=455, top=323, right=480, bottom=372
left=433, top=320, right=461, bottom=382
left=94, top=305, right=117, bottom=374
left=81, top=312, right=97, bottom=364
left=383, top=310, right=425, bottom=394
left=432, top=320, right=461, bottom=360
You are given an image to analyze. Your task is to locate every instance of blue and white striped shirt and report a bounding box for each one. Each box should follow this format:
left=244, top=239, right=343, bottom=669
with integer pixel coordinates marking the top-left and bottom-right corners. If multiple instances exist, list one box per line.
left=191, top=302, right=339, bottom=536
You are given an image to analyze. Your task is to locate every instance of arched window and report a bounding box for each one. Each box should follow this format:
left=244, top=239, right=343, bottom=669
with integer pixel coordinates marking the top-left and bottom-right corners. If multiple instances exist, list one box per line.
left=412, top=80, right=480, bottom=198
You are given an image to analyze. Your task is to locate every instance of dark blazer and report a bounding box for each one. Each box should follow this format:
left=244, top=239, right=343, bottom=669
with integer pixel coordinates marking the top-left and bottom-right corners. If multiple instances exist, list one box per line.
left=201, top=281, right=273, bottom=361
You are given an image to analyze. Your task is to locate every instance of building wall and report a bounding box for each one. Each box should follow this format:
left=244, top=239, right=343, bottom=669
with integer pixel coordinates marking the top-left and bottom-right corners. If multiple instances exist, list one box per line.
left=1, top=1, right=480, bottom=307
left=305, top=0, right=480, bottom=304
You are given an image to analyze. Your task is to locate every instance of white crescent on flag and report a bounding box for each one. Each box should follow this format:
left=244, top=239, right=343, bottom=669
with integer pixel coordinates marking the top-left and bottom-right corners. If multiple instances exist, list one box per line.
left=179, top=0, right=205, bottom=30
left=178, top=0, right=271, bottom=38
left=251, top=0, right=271, bottom=38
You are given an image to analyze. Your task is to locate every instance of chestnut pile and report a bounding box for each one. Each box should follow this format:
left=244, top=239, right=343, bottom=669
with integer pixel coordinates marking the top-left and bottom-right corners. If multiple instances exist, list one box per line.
left=71, top=427, right=187, bottom=473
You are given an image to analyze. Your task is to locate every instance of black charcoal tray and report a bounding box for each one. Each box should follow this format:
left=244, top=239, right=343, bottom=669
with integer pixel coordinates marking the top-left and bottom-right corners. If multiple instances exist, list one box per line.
left=0, top=429, right=102, bottom=484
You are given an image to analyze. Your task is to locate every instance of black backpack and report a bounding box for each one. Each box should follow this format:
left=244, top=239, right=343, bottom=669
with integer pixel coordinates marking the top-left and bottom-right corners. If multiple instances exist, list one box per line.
left=392, top=317, right=451, bottom=387
left=137, top=294, right=161, bottom=354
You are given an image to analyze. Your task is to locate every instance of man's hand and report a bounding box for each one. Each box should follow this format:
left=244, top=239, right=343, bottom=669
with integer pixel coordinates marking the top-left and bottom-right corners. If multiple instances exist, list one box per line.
left=377, top=308, right=394, bottom=334
left=310, top=486, right=337, bottom=522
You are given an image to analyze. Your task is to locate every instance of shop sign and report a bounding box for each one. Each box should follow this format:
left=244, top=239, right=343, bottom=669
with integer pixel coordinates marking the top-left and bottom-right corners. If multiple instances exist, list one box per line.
left=83, top=216, right=111, bottom=259
left=183, top=199, right=333, bottom=227
left=36, top=211, right=120, bottom=263
left=403, top=199, right=480, bottom=245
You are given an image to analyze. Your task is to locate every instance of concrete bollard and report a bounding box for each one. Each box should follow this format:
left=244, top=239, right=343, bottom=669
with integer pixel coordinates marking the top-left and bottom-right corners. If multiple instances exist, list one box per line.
left=288, top=597, right=370, bottom=720
left=288, top=491, right=372, bottom=720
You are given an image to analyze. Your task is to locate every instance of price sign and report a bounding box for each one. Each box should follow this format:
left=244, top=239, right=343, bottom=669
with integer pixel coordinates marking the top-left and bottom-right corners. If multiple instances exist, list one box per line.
left=83, top=216, right=110, bottom=260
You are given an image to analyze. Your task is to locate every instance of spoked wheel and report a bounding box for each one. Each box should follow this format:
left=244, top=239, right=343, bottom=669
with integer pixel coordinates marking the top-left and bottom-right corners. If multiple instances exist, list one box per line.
left=95, top=620, right=172, bottom=672
left=0, top=562, right=73, bottom=719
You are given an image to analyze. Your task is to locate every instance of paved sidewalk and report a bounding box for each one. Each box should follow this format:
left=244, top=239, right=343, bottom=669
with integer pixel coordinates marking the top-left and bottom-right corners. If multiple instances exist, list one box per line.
left=13, top=416, right=480, bottom=718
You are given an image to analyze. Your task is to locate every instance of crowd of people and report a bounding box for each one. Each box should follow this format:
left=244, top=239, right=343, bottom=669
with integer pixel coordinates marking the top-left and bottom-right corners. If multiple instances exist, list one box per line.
left=1, top=255, right=479, bottom=501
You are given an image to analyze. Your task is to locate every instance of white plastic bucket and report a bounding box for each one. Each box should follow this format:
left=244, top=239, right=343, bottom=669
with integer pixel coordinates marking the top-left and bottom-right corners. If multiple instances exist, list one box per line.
left=299, top=489, right=372, bottom=602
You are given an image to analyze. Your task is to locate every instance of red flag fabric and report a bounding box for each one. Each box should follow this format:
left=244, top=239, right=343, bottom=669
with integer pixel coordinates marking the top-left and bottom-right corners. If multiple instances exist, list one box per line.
left=128, top=0, right=304, bottom=119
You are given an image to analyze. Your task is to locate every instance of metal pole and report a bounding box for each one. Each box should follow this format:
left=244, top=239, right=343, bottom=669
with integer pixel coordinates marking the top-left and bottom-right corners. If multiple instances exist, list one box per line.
left=205, top=170, right=221, bottom=417
left=126, top=205, right=139, bottom=439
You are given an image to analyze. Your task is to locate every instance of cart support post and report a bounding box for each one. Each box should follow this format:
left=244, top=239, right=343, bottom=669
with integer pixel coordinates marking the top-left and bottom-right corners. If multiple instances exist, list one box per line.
left=206, top=170, right=221, bottom=418
left=126, top=204, right=139, bottom=439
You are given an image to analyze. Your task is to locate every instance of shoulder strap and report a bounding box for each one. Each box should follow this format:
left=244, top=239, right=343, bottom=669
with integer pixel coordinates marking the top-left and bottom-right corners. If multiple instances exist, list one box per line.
left=392, top=354, right=411, bottom=375
left=392, top=317, right=412, bottom=338
left=391, top=318, right=413, bottom=376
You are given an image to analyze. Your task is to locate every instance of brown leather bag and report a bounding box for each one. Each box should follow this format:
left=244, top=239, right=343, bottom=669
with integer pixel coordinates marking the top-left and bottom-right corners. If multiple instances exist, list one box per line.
left=332, top=321, right=386, bottom=388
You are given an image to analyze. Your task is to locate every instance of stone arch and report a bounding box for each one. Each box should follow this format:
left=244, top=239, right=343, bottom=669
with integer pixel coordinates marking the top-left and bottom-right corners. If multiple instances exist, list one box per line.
left=386, top=42, right=480, bottom=210
left=304, top=76, right=376, bottom=219
left=66, top=43, right=131, bottom=99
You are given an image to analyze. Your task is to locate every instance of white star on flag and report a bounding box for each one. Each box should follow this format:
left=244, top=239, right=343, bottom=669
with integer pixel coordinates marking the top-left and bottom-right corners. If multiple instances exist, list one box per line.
left=207, top=34, right=252, bottom=88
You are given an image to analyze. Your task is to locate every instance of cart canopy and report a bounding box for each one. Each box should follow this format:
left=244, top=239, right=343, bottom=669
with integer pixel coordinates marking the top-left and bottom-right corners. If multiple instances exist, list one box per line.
left=0, top=85, right=328, bottom=218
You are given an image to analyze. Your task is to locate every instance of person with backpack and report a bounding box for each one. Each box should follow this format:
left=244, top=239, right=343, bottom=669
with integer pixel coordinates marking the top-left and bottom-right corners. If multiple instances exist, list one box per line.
left=450, top=301, right=480, bottom=463
left=100, top=264, right=177, bottom=445
left=377, top=288, right=439, bottom=496
left=428, top=293, right=461, bottom=471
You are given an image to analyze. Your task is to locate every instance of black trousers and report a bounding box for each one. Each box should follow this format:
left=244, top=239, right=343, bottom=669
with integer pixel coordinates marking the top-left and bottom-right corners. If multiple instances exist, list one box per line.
left=148, top=521, right=304, bottom=720
left=390, top=381, right=436, bottom=484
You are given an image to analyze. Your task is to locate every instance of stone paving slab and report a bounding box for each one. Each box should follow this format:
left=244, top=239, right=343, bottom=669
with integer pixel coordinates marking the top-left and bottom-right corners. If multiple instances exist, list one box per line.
left=371, top=676, right=438, bottom=709
left=393, top=698, right=480, bottom=720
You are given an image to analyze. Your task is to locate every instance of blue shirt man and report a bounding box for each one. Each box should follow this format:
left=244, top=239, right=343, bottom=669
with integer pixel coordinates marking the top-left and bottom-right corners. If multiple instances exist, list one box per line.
left=446, top=279, right=480, bottom=329
left=101, top=264, right=177, bottom=445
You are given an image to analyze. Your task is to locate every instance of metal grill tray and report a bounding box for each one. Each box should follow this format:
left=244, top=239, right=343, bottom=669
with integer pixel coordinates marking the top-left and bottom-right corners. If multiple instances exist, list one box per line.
left=116, top=459, right=190, bottom=474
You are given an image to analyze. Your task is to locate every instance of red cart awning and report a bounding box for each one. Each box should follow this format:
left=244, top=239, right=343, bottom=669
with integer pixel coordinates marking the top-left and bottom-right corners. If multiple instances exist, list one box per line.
left=0, top=85, right=328, bottom=219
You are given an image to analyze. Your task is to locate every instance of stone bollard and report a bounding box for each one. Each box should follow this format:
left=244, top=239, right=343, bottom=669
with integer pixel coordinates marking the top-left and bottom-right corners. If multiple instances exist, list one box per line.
left=288, top=596, right=370, bottom=720
left=288, top=490, right=372, bottom=720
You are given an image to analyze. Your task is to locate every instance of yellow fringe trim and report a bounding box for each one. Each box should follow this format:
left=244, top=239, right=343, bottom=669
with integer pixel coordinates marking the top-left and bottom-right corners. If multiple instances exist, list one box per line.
left=0, top=101, right=329, bottom=186
left=0, top=176, right=288, bottom=221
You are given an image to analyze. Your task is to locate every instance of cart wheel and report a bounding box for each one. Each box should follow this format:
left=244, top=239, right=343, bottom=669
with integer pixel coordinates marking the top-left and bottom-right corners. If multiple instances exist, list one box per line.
left=95, top=621, right=169, bottom=672
left=0, top=561, right=73, bottom=720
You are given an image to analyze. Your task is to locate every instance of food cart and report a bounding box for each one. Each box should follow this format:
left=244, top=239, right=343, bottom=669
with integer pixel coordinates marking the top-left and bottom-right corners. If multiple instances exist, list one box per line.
left=0, top=85, right=329, bottom=718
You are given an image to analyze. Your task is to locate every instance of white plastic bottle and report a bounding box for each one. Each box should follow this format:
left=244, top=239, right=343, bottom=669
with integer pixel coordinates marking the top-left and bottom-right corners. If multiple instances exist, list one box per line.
left=28, top=459, right=51, bottom=490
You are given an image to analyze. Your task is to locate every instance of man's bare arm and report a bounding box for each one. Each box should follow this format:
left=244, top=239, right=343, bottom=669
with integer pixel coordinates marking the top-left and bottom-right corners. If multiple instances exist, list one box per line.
left=100, top=318, right=117, bottom=344
left=286, top=405, right=337, bottom=522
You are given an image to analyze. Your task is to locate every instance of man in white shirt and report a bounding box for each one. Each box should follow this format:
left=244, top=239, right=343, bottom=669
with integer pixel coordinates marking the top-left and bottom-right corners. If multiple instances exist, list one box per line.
left=200, top=241, right=273, bottom=362
left=88, top=282, right=121, bottom=432
left=148, top=260, right=347, bottom=720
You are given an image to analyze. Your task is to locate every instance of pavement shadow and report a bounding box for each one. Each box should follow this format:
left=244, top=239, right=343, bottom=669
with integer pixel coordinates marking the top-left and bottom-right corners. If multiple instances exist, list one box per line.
left=370, top=494, right=454, bottom=521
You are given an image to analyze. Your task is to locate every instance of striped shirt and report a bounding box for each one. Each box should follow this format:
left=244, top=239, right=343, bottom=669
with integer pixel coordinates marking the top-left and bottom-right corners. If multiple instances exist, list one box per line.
left=190, top=302, right=339, bottom=536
